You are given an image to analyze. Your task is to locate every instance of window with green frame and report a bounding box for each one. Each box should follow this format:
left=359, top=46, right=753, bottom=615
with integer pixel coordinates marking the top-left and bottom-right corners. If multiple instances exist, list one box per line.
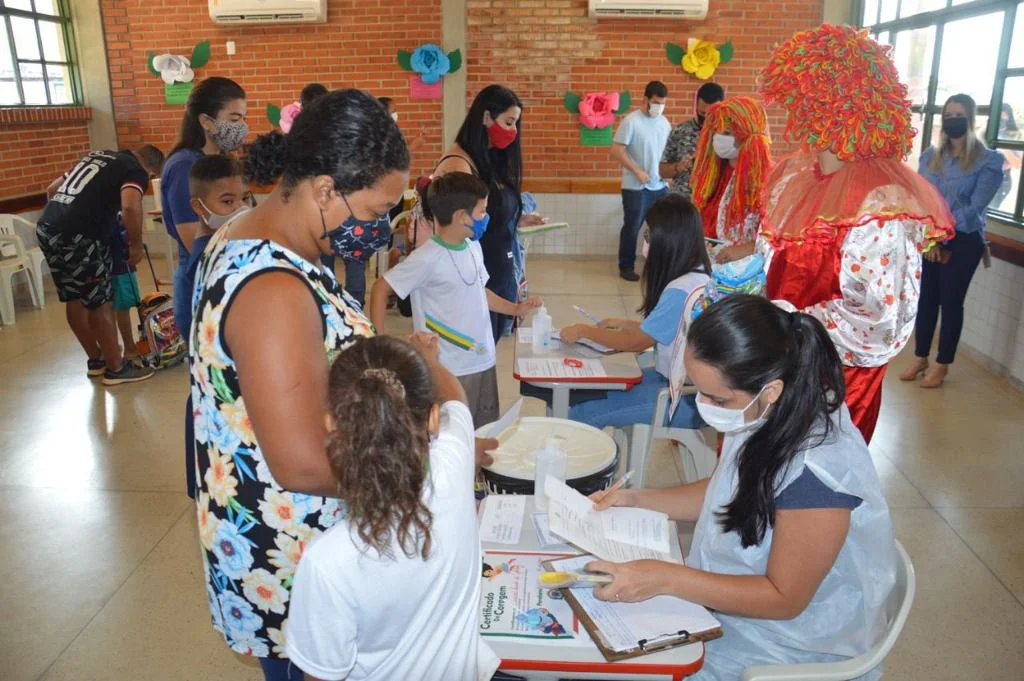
left=0, top=0, right=81, bottom=106
left=861, top=0, right=1024, bottom=227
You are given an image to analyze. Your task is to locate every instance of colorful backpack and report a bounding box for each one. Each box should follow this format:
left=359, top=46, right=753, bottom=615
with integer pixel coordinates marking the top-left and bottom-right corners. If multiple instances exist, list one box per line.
left=135, top=291, right=186, bottom=369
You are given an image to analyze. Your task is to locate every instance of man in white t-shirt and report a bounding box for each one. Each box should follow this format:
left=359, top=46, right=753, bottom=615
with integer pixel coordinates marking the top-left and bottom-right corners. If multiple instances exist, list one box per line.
left=370, top=172, right=541, bottom=427
left=612, top=80, right=672, bottom=282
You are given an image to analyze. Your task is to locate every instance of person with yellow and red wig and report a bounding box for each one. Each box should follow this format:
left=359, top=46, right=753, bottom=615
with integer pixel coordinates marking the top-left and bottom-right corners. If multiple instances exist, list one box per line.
left=690, top=95, right=772, bottom=264
left=758, top=24, right=955, bottom=444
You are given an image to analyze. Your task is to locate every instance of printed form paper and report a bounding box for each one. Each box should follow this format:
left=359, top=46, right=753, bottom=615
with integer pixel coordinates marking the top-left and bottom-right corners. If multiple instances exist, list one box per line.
left=543, top=477, right=672, bottom=563
left=551, top=554, right=721, bottom=653
left=517, top=358, right=608, bottom=380
left=478, top=495, right=526, bottom=545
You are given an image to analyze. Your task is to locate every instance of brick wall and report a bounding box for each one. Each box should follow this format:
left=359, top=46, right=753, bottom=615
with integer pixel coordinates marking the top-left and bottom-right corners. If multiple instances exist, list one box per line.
left=0, top=108, right=93, bottom=200
left=467, top=0, right=823, bottom=180
left=100, top=0, right=444, bottom=178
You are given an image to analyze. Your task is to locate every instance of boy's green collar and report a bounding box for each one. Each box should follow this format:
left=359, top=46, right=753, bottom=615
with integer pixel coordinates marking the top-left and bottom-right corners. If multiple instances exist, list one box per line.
left=432, top=234, right=468, bottom=251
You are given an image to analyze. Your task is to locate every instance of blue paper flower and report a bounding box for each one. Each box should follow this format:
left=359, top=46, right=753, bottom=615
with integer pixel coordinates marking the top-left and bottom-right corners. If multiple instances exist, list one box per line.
left=211, top=520, right=254, bottom=580
left=411, top=44, right=450, bottom=84
left=218, top=591, right=262, bottom=641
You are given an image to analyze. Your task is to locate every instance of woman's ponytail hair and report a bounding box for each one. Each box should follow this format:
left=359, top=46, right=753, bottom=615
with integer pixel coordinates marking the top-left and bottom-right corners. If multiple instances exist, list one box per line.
left=687, top=295, right=845, bottom=547
left=327, top=336, right=436, bottom=560
left=243, top=89, right=409, bottom=197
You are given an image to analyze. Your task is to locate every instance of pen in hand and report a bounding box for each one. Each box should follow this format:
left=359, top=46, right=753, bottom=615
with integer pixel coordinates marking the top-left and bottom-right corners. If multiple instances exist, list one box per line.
left=573, top=304, right=602, bottom=325
left=591, top=471, right=632, bottom=509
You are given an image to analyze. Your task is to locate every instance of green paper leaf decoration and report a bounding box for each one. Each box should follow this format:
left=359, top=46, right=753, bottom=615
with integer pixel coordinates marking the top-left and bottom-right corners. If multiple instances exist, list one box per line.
left=447, top=49, right=462, bottom=74
left=190, top=40, right=211, bottom=69
left=147, top=53, right=160, bottom=76
left=267, top=103, right=281, bottom=127
left=614, top=91, right=632, bottom=115
left=397, top=50, right=413, bottom=71
left=563, top=91, right=581, bottom=114
left=665, top=42, right=685, bottom=65
left=718, top=40, right=734, bottom=64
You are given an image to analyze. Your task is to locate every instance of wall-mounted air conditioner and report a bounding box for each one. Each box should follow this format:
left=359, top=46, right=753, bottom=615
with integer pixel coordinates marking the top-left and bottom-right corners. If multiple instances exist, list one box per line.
left=209, top=0, right=327, bottom=25
left=588, top=0, right=709, bottom=20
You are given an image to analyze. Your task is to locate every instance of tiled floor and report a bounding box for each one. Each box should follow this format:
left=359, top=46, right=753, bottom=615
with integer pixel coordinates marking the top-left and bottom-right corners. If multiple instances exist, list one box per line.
left=1, top=256, right=1022, bottom=680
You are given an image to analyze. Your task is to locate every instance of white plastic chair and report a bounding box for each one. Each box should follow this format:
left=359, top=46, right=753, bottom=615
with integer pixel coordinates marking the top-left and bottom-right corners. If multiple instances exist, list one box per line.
left=0, top=214, right=47, bottom=307
left=615, top=385, right=719, bottom=487
left=377, top=209, right=413, bottom=279
left=0, top=226, right=42, bottom=324
left=741, top=541, right=917, bottom=681
left=146, top=177, right=176, bottom=286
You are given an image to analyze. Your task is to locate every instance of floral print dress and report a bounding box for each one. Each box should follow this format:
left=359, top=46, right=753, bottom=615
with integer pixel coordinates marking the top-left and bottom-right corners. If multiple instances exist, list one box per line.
left=190, top=232, right=373, bottom=660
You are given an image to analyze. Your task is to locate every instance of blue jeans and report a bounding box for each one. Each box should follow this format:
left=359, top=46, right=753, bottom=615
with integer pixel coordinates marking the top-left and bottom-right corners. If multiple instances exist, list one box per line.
left=618, top=187, right=668, bottom=272
left=569, top=367, right=703, bottom=430
left=259, top=658, right=303, bottom=681
left=344, top=258, right=366, bottom=308
left=171, top=258, right=191, bottom=339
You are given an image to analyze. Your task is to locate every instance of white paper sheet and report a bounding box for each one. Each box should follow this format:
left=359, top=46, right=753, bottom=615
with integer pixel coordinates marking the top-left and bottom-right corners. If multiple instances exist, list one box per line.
left=531, top=512, right=575, bottom=550
left=544, top=477, right=672, bottom=563
left=600, top=506, right=671, bottom=555
left=478, top=495, right=526, bottom=545
left=488, top=398, right=522, bottom=439
left=552, top=554, right=721, bottom=653
left=517, top=358, right=608, bottom=380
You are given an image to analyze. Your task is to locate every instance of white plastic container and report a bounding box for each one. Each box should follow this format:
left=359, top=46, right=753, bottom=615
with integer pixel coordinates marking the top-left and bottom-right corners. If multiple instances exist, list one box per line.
left=533, top=437, right=568, bottom=511
left=531, top=305, right=552, bottom=354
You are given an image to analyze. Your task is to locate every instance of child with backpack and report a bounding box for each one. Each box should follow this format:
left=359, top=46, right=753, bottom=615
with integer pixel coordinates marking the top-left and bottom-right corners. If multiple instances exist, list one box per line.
left=368, top=172, right=541, bottom=427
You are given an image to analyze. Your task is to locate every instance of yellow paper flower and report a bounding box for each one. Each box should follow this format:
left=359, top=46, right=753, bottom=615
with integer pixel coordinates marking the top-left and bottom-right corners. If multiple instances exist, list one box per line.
left=683, top=39, right=721, bottom=80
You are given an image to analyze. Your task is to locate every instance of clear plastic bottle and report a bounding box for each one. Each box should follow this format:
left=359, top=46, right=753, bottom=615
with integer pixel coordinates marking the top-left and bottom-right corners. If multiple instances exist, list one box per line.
left=531, top=305, right=552, bottom=354
left=534, top=437, right=568, bottom=511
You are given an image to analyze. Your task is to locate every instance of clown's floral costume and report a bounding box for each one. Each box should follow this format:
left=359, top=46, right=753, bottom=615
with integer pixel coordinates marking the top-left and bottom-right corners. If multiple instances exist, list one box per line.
left=758, top=25, right=954, bottom=442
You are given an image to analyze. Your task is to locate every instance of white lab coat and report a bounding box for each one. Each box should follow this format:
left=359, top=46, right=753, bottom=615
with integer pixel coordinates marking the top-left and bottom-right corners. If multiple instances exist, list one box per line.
left=687, top=404, right=897, bottom=681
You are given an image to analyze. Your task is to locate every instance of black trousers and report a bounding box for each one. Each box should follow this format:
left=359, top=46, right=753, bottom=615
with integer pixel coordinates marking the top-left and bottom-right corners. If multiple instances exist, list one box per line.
left=914, top=230, right=985, bottom=365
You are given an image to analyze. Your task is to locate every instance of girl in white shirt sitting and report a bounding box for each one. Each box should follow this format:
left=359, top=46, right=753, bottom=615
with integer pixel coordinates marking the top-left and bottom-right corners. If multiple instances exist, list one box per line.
left=287, top=335, right=499, bottom=681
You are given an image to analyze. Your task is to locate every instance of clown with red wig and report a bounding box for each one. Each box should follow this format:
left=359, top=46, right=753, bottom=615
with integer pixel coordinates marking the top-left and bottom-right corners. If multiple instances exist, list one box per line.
left=690, top=95, right=773, bottom=265
left=758, top=24, right=955, bottom=443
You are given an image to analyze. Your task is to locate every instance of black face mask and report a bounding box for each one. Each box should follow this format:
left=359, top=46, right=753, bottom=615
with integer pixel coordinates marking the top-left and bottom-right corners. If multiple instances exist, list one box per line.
left=942, top=117, right=968, bottom=139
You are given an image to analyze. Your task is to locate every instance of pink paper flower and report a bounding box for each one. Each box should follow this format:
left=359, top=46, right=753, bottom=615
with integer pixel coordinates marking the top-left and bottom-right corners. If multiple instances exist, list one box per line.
left=578, top=92, right=620, bottom=129
left=280, top=102, right=301, bottom=134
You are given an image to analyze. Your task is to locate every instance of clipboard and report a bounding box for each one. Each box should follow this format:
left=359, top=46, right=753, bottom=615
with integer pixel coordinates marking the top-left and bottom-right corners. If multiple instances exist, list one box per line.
left=542, top=556, right=722, bottom=662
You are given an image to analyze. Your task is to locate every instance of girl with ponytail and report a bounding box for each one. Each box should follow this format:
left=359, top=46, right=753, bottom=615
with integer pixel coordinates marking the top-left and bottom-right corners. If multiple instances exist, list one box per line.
left=286, top=335, right=499, bottom=681
left=587, top=295, right=898, bottom=679
left=690, top=96, right=772, bottom=264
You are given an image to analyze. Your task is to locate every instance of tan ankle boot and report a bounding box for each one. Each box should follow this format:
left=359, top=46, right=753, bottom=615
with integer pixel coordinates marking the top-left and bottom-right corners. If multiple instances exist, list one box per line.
left=899, top=358, right=929, bottom=381
left=920, top=364, right=948, bottom=389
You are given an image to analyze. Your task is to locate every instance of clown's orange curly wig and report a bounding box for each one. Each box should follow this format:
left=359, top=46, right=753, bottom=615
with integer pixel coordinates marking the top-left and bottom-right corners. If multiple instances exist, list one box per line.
left=691, top=96, right=772, bottom=235
left=759, top=24, right=914, bottom=162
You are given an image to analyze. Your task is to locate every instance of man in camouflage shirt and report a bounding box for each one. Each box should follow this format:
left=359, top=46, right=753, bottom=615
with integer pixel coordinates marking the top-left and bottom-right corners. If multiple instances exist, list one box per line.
left=660, top=83, right=725, bottom=198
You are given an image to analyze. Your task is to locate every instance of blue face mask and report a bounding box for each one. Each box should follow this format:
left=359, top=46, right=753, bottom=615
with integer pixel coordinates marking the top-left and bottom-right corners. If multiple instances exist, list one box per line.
left=326, top=195, right=392, bottom=262
left=468, top=212, right=490, bottom=241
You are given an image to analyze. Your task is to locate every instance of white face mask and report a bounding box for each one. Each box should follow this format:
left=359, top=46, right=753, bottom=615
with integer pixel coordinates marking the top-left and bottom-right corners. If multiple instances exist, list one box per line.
left=649, top=102, right=665, bottom=117
left=198, top=200, right=250, bottom=231
left=391, top=112, right=399, bottom=122
left=696, top=385, right=768, bottom=433
left=713, top=133, right=739, bottom=160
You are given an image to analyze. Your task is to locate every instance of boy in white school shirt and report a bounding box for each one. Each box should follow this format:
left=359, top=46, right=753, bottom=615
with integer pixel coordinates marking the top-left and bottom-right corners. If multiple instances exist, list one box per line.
left=369, top=172, right=541, bottom=427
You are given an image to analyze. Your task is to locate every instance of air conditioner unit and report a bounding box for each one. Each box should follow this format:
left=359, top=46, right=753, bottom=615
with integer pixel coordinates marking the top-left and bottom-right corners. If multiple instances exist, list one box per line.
left=588, top=0, right=708, bottom=20
left=209, top=0, right=327, bottom=25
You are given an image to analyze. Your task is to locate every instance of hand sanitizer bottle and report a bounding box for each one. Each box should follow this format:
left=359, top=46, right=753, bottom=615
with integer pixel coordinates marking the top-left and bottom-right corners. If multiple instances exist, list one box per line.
left=531, top=305, right=552, bottom=354
left=534, top=437, right=567, bottom=511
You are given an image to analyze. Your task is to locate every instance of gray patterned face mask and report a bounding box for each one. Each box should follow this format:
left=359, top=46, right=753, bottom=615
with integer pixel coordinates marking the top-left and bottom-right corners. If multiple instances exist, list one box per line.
left=208, top=119, right=249, bottom=152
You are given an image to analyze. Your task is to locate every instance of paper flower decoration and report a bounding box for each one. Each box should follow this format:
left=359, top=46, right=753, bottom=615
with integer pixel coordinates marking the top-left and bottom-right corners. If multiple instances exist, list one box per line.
left=666, top=38, right=734, bottom=80
left=148, top=41, right=211, bottom=84
left=564, top=90, right=631, bottom=146
left=279, top=102, right=301, bottom=133
left=397, top=43, right=462, bottom=84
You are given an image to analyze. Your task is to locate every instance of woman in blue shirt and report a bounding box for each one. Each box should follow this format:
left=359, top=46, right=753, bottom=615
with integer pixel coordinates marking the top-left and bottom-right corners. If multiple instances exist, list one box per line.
left=161, top=76, right=247, bottom=338
left=904, top=94, right=1003, bottom=388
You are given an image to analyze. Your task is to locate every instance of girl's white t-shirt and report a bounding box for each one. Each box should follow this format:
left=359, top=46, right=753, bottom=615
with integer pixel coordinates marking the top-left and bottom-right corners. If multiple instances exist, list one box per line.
left=286, top=401, right=499, bottom=681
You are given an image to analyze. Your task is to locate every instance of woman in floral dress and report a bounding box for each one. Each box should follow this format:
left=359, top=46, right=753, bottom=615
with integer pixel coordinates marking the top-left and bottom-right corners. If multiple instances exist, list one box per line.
left=189, top=89, right=410, bottom=681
